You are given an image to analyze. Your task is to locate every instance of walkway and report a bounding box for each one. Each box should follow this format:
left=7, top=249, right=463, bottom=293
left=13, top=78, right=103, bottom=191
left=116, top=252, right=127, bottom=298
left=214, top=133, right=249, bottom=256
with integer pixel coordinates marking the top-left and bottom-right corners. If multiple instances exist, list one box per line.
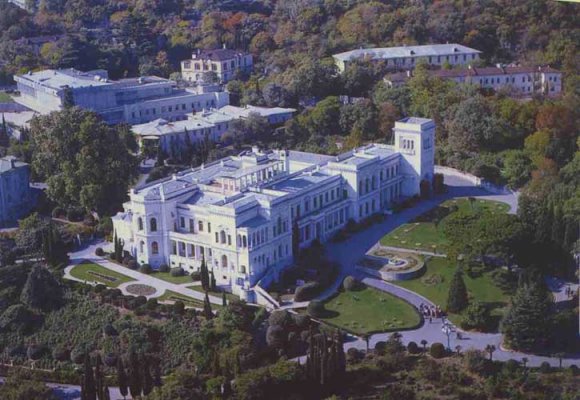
left=307, top=172, right=578, bottom=367
left=65, top=244, right=223, bottom=306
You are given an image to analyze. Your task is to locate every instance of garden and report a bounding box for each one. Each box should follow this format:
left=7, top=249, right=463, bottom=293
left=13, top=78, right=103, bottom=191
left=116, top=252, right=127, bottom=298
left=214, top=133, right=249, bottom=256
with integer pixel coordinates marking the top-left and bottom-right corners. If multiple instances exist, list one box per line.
left=313, top=282, right=421, bottom=335
left=68, top=262, right=134, bottom=288
left=380, top=198, right=510, bottom=253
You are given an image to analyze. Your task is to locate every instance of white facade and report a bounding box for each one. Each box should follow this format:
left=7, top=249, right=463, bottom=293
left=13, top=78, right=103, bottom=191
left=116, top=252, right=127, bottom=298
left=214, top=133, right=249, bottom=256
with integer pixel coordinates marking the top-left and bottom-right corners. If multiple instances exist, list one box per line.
left=113, top=118, right=436, bottom=302
left=334, top=44, right=481, bottom=72
left=181, top=49, right=253, bottom=84
left=13, top=69, right=229, bottom=125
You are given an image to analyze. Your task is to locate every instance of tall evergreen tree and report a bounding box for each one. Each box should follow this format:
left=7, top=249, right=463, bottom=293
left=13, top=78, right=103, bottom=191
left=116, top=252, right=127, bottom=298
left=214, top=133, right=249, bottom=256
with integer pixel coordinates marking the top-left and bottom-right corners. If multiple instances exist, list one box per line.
left=141, top=353, right=153, bottom=396
left=501, top=283, right=553, bottom=352
left=200, top=257, right=209, bottom=290
left=203, top=291, right=213, bottom=320
left=447, top=267, right=469, bottom=313
left=209, top=270, right=216, bottom=291
left=82, top=354, right=96, bottom=400
left=222, top=291, right=227, bottom=307
left=0, top=114, right=9, bottom=147
left=94, top=354, right=104, bottom=400
left=551, top=206, right=564, bottom=244
left=292, top=221, right=300, bottom=262
left=116, top=358, right=128, bottom=400
left=128, top=351, right=142, bottom=399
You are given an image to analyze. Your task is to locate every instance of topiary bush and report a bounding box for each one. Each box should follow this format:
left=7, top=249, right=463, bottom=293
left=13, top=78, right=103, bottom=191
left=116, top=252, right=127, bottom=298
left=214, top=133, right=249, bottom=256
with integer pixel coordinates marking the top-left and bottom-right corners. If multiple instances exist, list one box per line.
left=294, top=281, right=321, bottom=302
left=173, top=300, right=185, bottom=315
left=292, top=313, right=310, bottom=329
left=52, top=346, right=70, bottom=362
left=158, top=264, right=170, bottom=273
left=268, top=310, right=291, bottom=327
left=307, top=300, right=325, bottom=318
left=139, top=264, right=152, bottom=274
left=127, top=260, right=138, bottom=270
left=374, top=341, right=387, bottom=356
left=407, top=341, right=420, bottom=354
left=346, top=347, right=363, bottom=364
left=539, top=362, right=551, bottom=374
left=95, top=247, right=105, bottom=257
left=170, top=267, right=184, bottom=277
left=190, top=270, right=201, bottom=281
left=66, top=207, right=85, bottom=222
left=343, top=275, right=359, bottom=291
left=122, top=256, right=133, bottom=266
left=430, top=342, right=446, bottom=359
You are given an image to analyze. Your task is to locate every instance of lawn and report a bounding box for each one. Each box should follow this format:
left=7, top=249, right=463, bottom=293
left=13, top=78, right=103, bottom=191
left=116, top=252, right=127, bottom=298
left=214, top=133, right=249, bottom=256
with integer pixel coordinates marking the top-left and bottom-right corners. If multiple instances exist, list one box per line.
left=150, top=271, right=194, bottom=284
left=69, top=262, right=134, bottom=288
left=394, top=257, right=509, bottom=325
left=189, top=285, right=238, bottom=302
left=157, top=290, right=204, bottom=308
left=0, top=92, right=13, bottom=102
left=380, top=198, right=510, bottom=253
left=320, top=286, right=421, bottom=335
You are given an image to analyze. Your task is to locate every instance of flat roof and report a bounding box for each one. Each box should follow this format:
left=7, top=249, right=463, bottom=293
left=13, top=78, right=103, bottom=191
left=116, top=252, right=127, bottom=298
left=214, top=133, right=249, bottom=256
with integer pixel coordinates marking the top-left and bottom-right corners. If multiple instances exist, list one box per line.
left=132, top=117, right=214, bottom=137
left=334, top=44, right=481, bottom=62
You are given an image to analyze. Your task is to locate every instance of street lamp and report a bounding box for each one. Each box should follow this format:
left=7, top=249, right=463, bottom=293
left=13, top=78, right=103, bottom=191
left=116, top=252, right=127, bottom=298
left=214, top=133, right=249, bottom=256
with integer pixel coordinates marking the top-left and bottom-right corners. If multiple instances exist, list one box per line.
left=441, top=321, right=453, bottom=350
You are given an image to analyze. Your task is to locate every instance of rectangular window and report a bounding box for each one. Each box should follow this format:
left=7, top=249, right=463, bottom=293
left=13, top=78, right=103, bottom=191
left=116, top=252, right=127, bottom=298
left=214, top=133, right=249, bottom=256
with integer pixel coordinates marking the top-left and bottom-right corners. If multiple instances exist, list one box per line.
left=198, top=221, right=203, bottom=231
left=215, top=232, right=219, bottom=243
left=208, top=222, right=211, bottom=232
left=180, top=217, right=185, bottom=228
left=189, top=219, right=194, bottom=232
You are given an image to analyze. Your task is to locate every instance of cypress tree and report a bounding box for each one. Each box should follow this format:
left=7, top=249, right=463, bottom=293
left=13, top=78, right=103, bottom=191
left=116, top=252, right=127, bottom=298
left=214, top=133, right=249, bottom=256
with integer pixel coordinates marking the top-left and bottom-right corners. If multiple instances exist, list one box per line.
left=82, top=354, right=96, bottom=400
left=141, top=353, right=153, bottom=396
left=203, top=291, right=213, bottom=320
left=551, top=206, right=563, bottom=244
left=501, top=283, right=553, bottom=352
left=209, top=270, right=216, bottom=291
left=292, top=221, right=300, bottom=262
left=94, top=354, right=104, bottom=400
left=563, top=218, right=578, bottom=250
left=447, top=267, right=469, bottom=313
left=222, top=291, right=227, bottom=307
left=0, top=114, right=9, bottom=148
left=102, top=385, right=111, bottom=400
left=200, top=257, right=209, bottom=290
left=116, top=358, right=128, bottom=400
left=128, top=351, right=142, bottom=399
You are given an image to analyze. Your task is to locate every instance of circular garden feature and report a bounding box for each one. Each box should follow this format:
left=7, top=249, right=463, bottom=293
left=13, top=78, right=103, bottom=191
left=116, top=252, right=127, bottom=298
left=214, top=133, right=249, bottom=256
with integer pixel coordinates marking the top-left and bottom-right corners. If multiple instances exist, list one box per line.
left=125, top=284, right=156, bottom=296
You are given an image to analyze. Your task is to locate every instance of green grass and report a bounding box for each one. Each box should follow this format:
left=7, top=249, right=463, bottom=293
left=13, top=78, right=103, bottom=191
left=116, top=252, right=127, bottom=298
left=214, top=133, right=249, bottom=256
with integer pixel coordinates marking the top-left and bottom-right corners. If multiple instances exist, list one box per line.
left=320, top=286, right=421, bottom=335
left=0, top=92, right=13, bottom=102
left=150, top=271, right=193, bottom=284
left=69, top=262, right=135, bottom=288
left=189, top=285, right=238, bottom=302
left=157, top=290, right=204, bottom=308
left=380, top=198, right=510, bottom=253
left=394, top=257, right=509, bottom=325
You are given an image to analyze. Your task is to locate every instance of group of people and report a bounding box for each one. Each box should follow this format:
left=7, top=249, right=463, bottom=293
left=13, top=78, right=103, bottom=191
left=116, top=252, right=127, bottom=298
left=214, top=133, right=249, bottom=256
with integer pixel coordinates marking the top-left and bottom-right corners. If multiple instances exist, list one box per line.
left=419, top=302, right=444, bottom=322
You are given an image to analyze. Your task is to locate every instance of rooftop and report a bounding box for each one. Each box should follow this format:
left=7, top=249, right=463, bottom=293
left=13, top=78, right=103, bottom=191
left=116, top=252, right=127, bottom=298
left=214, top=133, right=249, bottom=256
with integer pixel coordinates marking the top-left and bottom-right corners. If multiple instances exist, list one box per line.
left=0, top=156, right=28, bottom=173
left=194, top=48, right=249, bottom=61
left=132, top=117, right=215, bottom=137
left=218, top=105, right=297, bottom=119
left=334, top=44, right=481, bottom=62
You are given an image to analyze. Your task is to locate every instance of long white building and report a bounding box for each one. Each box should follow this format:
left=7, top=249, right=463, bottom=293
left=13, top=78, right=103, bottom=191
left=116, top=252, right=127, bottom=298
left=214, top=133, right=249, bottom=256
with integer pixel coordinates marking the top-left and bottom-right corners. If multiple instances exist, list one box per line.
left=113, top=117, right=435, bottom=302
left=333, top=44, right=481, bottom=72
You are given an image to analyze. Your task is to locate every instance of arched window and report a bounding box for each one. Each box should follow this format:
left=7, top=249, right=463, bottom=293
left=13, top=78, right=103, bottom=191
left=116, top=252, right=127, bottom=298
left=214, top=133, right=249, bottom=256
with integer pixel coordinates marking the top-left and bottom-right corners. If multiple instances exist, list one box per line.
left=239, top=265, right=246, bottom=274
left=139, top=241, right=145, bottom=253
left=137, top=217, right=143, bottom=231
left=150, top=218, right=157, bottom=232
left=237, top=234, right=241, bottom=247
left=151, top=242, right=159, bottom=255
left=220, top=230, right=226, bottom=244
left=242, top=236, right=247, bottom=248
left=221, top=255, right=228, bottom=269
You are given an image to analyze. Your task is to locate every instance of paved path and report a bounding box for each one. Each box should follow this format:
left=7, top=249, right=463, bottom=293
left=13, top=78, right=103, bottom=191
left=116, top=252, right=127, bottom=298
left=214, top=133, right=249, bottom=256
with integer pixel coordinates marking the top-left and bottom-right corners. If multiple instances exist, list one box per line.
left=306, top=172, right=579, bottom=368
left=65, top=244, right=223, bottom=306
left=378, top=245, right=446, bottom=257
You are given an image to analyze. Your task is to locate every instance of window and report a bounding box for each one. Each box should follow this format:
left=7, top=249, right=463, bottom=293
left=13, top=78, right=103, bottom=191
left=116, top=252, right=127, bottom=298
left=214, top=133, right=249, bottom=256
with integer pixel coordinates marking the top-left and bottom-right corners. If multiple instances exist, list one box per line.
left=220, top=230, right=226, bottom=244
left=139, top=241, right=145, bottom=253
left=180, top=217, right=185, bottom=228
left=208, top=222, right=211, bottom=232
left=227, top=235, right=232, bottom=245
left=198, top=220, right=203, bottom=231
left=215, top=232, right=219, bottom=243
left=151, top=242, right=159, bottom=255
left=171, top=241, right=177, bottom=255
left=150, top=218, right=157, bottom=232
left=137, top=217, right=143, bottom=231
left=189, top=219, right=194, bottom=232
left=221, top=255, right=228, bottom=268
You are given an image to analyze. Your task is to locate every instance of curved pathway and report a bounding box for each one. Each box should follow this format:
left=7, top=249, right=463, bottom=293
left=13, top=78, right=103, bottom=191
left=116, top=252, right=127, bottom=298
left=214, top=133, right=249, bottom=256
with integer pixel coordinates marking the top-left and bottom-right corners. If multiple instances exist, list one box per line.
left=312, top=171, right=578, bottom=368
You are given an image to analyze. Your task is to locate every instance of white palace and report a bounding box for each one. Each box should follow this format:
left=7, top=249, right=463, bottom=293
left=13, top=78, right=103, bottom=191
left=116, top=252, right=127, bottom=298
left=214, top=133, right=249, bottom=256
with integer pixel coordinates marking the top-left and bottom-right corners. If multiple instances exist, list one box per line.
left=112, top=117, right=435, bottom=301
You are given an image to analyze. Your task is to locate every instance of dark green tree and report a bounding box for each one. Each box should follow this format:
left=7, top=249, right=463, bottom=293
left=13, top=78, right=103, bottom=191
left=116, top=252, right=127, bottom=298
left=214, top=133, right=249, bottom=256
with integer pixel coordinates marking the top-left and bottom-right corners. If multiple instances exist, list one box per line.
left=222, top=292, right=227, bottom=307
left=447, top=267, right=469, bottom=313
left=116, top=357, right=128, bottom=400
left=200, top=257, right=209, bottom=291
left=501, top=283, right=553, bottom=352
left=82, top=354, right=96, bottom=400
left=203, top=291, right=213, bottom=320
left=209, top=270, right=216, bottom=291
left=0, top=114, right=9, bottom=148
left=128, top=351, right=142, bottom=399
left=20, top=264, right=64, bottom=311
left=141, top=353, right=153, bottom=396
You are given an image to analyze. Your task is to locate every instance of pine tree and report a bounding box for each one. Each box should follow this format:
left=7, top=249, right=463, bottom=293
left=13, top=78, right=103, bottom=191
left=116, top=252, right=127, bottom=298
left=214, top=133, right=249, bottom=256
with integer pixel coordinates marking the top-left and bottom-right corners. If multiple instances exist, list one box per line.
left=447, top=267, right=469, bottom=313
left=203, top=291, right=213, bottom=320
left=116, top=358, right=128, bottom=400
left=82, top=354, right=96, bottom=400
left=501, top=283, right=553, bottom=352
left=200, top=257, right=209, bottom=290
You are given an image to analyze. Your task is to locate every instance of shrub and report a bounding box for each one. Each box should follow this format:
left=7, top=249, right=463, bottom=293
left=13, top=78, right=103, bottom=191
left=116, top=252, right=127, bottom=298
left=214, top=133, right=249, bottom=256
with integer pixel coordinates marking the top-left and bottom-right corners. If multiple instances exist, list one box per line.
left=430, top=342, right=446, bottom=359
left=146, top=298, right=158, bottom=310
left=569, top=365, right=578, bottom=376
left=173, top=301, right=185, bottom=315
left=539, top=362, right=551, bottom=374
left=158, top=264, right=170, bottom=273
left=292, top=313, right=310, bottom=329
left=52, top=346, right=70, bottom=362
left=139, top=264, right=152, bottom=274
left=190, top=270, right=201, bottom=281
left=268, top=310, right=291, bottom=327
left=407, top=341, right=420, bottom=354
left=307, top=300, right=325, bottom=318
left=83, top=213, right=96, bottom=226
left=27, top=344, right=45, bottom=360
left=52, top=207, right=65, bottom=218
left=170, top=268, right=184, bottom=277
left=122, top=256, right=132, bottom=266
left=343, top=275, right=358, bottom=291
left=103, top=323, right=118, bottom=336
left=66, top=207, right=85, bottom=222
left=375, top=341, right=387, bottom=356
left=95, top=247, right=105, bottom=257
left=266, top=325, right=286, bottom=349
left=294, top=281, right=321, bottom=302
left=127, top=260, right=138, bottom=270
left=94, top=284, right=106, bottom=293
left=104, top=353, right=117, bottom=367
left=70, top=348, right=86, bottom=364
left=464, top=350, right=489, bottom=375
left=346, top=348, right=363, bottom=364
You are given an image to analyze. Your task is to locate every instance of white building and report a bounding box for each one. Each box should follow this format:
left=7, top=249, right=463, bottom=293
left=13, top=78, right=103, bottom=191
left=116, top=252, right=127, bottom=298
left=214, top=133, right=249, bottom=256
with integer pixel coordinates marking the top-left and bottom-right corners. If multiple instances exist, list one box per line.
left=218, top=105, right=297, bottom=125
left=333, top=44, right=481, bottom=72
left=13, top=69, right=229, bottom=125
left=384, top=65, right=563, bottom=97
left=113, top=117, right=435, bottom=302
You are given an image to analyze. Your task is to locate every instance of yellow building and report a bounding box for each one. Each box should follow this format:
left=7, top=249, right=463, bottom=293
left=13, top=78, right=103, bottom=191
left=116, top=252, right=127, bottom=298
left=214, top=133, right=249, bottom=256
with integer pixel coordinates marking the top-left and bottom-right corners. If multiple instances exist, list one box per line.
left=181, top=48, right=253, bottom=84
